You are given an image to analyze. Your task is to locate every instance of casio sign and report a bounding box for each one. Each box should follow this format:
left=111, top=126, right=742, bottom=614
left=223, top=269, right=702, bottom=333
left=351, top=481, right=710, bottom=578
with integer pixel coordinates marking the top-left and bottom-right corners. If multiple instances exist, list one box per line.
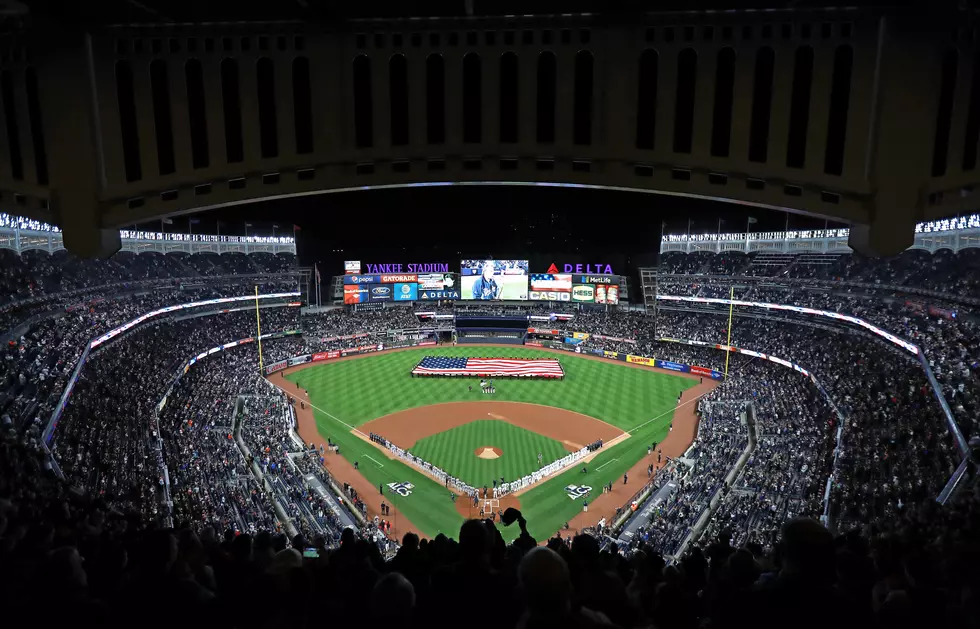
left=530, top=291, right=571, bottom=302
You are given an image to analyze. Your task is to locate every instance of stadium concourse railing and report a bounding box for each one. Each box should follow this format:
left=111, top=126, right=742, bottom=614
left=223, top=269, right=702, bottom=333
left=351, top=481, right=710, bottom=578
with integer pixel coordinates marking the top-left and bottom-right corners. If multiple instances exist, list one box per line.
left=657, top=295, right=972, bottom=506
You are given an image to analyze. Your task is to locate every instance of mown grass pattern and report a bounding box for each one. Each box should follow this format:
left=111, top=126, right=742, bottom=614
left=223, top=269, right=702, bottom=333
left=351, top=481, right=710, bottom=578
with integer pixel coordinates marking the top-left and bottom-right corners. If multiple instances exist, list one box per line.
left=285, top=346, right=695, bottom=540
left=410, top=420, right=568, bottom=489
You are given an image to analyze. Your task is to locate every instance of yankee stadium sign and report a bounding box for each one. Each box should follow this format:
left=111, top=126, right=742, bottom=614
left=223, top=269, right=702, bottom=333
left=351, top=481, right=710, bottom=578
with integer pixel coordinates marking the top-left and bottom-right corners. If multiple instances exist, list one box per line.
left=363, top=262, right=449, bottom=273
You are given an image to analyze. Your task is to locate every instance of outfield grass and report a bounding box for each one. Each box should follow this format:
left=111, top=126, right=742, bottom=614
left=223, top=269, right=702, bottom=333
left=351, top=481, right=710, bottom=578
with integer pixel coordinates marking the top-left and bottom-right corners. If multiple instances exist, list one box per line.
left=410, top=420, right=568, bottom=489
left=285, top=346, right=695, bottom=541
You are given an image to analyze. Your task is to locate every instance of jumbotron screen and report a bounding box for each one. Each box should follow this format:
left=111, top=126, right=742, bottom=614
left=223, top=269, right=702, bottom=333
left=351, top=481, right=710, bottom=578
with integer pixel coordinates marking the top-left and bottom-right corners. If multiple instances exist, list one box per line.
left=460, top=260, right=529, bottom=300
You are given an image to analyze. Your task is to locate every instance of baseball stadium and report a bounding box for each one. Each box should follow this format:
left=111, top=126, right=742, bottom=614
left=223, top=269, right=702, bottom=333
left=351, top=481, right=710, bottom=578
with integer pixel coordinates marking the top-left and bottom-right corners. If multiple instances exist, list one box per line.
left=273, top=343, right=710, bottom=542
left=3, top=2, right=980, bottom=628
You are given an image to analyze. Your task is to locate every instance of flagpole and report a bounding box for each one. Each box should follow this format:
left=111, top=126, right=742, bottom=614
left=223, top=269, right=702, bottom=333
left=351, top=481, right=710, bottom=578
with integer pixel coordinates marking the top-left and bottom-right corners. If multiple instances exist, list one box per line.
left=255, top=286, right=264, bottom=375
left=724, top=285, right=735, bottom=378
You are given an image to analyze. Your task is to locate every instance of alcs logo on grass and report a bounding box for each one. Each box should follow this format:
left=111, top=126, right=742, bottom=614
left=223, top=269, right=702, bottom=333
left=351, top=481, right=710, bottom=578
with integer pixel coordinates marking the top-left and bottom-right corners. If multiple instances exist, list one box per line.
left=564, top=485, right=592, bottom=500
left=387, top=482, right=414, bottom=497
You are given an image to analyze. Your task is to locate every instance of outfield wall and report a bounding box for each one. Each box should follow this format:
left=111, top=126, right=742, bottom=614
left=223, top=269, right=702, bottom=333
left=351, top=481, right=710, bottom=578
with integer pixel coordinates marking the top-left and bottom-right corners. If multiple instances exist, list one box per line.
left=526, top=339, right=725, bottom=380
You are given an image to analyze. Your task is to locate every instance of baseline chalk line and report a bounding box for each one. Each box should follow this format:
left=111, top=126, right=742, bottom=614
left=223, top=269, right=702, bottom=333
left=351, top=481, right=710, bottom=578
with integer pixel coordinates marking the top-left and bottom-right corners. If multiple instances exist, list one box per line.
left=595, top=457, right=619, bottom=471
left=364, top=455, right=385, bottom=468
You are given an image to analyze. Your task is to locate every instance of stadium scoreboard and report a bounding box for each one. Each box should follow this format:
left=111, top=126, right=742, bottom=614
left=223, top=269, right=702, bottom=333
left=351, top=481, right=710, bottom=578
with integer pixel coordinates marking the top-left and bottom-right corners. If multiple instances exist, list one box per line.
left=340, top=260, right=621, bottom=304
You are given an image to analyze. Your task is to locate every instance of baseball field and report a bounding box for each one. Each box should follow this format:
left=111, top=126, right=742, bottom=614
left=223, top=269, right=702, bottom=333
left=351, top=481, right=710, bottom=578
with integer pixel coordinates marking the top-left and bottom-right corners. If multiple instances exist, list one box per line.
left=280, top=345, right=703, bottom=542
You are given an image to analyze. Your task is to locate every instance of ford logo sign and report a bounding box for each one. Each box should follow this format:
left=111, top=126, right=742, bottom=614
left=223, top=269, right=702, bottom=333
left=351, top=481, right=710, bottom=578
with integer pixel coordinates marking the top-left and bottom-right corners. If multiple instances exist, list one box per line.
left=374, top=287, right=391, bottom=295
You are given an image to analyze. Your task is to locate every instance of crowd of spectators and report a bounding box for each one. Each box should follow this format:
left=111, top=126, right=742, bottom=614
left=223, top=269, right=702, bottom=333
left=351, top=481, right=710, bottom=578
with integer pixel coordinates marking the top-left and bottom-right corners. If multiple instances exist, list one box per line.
left=3, top=414, right=979, bottom=628
left=658, top=247, right=980, bottom=300
left=301, top=307, right=419, bottom=338
left=0, top=249, right=297, bottom=306
left=1, top=242, right=980, bottom=629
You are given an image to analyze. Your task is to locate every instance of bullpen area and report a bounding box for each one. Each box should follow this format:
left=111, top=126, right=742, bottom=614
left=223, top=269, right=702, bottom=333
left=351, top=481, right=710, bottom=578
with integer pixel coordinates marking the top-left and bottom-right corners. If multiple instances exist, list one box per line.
left=274, top=345, right=711, bottom=542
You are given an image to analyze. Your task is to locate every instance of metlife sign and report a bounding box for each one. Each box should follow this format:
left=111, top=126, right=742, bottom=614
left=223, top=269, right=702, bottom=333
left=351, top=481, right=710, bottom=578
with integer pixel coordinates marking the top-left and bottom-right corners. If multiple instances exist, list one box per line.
left=577, top=275, right=617, bottom=285
left=419, top=289, right=462, bottom=301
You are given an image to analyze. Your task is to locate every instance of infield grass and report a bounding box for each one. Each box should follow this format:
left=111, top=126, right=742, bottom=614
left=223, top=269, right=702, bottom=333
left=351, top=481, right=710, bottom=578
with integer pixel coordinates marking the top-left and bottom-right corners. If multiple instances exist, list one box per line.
left=410, top=420, right=568, bottom=489
left=284, top=346, right=696, bottom=542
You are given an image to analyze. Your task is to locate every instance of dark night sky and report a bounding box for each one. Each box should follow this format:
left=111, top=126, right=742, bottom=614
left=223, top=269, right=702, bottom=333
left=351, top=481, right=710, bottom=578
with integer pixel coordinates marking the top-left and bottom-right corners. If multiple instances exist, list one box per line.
left=139, top=185, right=846, bottom=275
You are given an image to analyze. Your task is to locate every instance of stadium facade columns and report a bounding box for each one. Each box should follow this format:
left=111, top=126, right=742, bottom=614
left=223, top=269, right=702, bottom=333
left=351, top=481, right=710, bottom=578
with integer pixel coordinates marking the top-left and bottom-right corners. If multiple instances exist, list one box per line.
left=0, top=11, right=975, bottom=257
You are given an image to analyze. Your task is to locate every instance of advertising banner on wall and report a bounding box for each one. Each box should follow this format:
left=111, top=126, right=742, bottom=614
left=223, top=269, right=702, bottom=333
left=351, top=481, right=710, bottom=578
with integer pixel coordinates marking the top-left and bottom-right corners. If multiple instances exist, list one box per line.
left=655, top=359, right=689, bottom=373
left=343, top=274, right=382, bottom=285
left=572, top=284, right=595, bottom=303
left=690, top=365, right=723, bottom=379
left=266, top=359, right=288, bottom=374
left=394, top=282, right=419, bottom=301
left=344, top=286, right=369, bottom=304
left=344, top=261, right=361, bottom=274
left=576, top=274, right=617, bottom=285
left=529, top=290, right=572, bottom=302
left=418, top=289, right=461, bottom=300
left=626, top=355, right=655, bottom=366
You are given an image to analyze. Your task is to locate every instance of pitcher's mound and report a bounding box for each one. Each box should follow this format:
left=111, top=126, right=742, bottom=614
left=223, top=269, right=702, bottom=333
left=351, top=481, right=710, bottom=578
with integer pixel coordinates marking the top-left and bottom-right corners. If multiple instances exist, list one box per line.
left=475, top=446, right=503, bottom=459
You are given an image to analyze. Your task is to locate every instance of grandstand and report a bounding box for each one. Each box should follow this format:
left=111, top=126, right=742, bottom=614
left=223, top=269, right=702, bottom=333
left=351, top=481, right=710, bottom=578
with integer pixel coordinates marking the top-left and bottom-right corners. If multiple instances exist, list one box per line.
left=1, top=210, right=978, bottom=629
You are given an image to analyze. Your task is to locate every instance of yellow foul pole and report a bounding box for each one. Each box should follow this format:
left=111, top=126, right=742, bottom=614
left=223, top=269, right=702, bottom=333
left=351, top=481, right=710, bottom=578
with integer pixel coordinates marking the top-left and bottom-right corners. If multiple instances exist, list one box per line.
left=255, top=286, right=264, bottom=374
left=724, top=285, right=734, bottom=377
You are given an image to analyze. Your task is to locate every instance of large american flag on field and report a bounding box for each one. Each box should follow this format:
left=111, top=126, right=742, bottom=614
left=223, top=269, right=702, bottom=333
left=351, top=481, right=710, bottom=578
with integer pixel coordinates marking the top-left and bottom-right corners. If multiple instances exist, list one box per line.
left=412, top=356, right=564, bottom=378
